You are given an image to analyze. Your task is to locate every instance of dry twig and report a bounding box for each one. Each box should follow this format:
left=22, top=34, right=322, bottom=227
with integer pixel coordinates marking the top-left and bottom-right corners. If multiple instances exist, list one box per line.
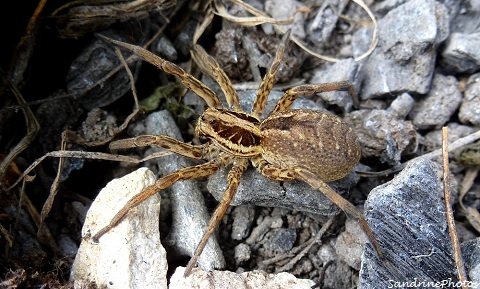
left=442, top=127, right=468, bottom=288
left=0, top=76, right=39, bottom=189
left=275, top=214, right=337, bottom=273
left=359, top=129, right=480, bottom=177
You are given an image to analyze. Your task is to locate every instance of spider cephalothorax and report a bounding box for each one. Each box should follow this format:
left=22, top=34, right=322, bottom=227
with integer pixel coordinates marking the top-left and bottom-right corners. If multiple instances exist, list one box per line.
left=196, top=108, right=262, bottom=156
left=92, top=31, right=384, bottom=276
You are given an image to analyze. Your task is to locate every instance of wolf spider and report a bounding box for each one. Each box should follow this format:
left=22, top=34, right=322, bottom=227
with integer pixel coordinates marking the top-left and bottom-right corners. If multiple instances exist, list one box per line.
left=92, top=30, right=385, bottom=276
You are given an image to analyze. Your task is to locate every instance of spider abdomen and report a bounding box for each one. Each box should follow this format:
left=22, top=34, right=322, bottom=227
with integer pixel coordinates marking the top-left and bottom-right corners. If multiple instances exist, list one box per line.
left=259, top=109, right=361, bottom=182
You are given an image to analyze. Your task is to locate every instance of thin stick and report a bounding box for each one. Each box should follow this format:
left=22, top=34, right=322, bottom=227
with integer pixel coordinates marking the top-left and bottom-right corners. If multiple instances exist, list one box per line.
left=359, top=129, right=480, bottom=177
left=37, top=131, right=69, bottom=243
left=275, top=214, right=337, bottom=273
left=442, top=127, right=468, bottom=287
left=7, top=149, right=173, bottom=192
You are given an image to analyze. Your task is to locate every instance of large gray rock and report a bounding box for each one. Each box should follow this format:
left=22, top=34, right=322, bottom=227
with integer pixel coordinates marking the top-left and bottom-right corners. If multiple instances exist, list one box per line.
left=359, top=158, right=457, bottom=288
left=353, top=0, right=449, bottom=99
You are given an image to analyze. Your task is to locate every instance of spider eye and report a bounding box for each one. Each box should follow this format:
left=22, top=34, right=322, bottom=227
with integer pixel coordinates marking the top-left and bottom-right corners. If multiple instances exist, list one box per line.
left=209, top=119, right=215, bottom=124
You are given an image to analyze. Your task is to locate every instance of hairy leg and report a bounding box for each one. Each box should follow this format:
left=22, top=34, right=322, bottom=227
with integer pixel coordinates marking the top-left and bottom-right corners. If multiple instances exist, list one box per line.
left=191, top=45, right=240, bottom=110
left=251, top=30, right=291, bottom=118
left=98, top=35, right=222, bottom=109
left=272, top=81, right=359, bottom=113
left=258, top=164, right=385, bottom=263
left=92, top=161, right=221, bottom=242
left=109, top=135, right=204, bottom=159
left=184, top=158, right=249, bottom=276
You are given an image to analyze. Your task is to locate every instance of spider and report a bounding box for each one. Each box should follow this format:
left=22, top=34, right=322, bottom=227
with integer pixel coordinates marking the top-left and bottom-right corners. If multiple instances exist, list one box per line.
left=93, top=30, right=385, bottom=276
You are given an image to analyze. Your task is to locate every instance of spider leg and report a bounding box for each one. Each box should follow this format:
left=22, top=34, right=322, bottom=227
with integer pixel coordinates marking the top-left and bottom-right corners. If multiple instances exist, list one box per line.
left=272, top=81, right=359, bottom=113
left=109, top=135, right=204, bottom=159
left=293, top=168, right=383, bottom=258
left=91, top=161, right=221, bottom=242
left=191, top=45, right=240, bottom=111
left=259, top=165, right=384, bottom=262
left=251, top=156, right=295, bottom=181
left=184, top=158, right=249, bottom=276
left=251, top=30, right=291, bottom=119
left=293, top=168, right=403, bottom=278
left=98, top=35, right=222, bottom=109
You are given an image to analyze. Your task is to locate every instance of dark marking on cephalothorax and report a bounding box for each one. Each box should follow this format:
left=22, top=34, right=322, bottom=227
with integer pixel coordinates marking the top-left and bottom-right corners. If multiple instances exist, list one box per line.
left=216, top=125, right=261, bottom=147
left=221, top=109, right=261, bottom=125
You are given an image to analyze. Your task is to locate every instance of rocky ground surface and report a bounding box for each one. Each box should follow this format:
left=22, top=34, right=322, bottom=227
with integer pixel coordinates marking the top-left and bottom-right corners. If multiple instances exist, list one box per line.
left=1, top=0, right=480, bottom=288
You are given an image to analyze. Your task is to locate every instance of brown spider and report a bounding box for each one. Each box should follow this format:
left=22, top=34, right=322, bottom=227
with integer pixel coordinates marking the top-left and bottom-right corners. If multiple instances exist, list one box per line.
left=94, top=30, right=384, bottom=276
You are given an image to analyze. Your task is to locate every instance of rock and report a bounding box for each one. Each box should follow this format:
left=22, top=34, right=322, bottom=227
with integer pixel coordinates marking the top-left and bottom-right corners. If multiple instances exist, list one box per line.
left=169, top=267, right=315, bottom=289
left=411, top=73, right=462, bottom=129
left=359, top=158, right=457, bottom=288
left=387, top=93, right=414, bottom=118
left=440, top=2, right=480, bottom=73
left=57, top=235, right=78, bottom=257
left=265, top=0, right=305, bottom=39
left=173, top=20, right=196, bottom=56
left=234, top=243, right=251, bottom=265
left=78, top=108, right=117, bottom=143
left=441, top=32, right=480, bottom=74
left=345, top=103, right=417, bottom=166
left=310, top=58, right=363, bottom=112
left=213, top=24, right=252, bottom=82
left=263, top=228, right=297, bottom=253
left=461, top=238, right=480, bottom=289
left=424, top=123, right=476, bottom=152
left=208, top=167, right=359, bottom=216
left=315, top=243, right=355, bottom=288
left=459, top=73, right=480, bottom=126
left=154, top=36, right=177, bottom=61
left=137, top=110, right=225, bottom=272
left=353, top=0, right=449, bottom=98
left=71, top=168, right=167, bottom=289
left=245, top=215, right=279, bottom=245
left=231, top=205, right=256, bottom=240
left=307, top=0, right=349, bottom=45
left=335, top=217, right=366, bottom=270
left=67, top=26, right=147, bottom=110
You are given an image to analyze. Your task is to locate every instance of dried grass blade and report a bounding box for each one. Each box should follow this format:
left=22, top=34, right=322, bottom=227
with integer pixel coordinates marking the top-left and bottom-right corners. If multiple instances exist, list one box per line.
left=351, top=0, right=378, bottom=61
left=459, top=168, right=480, bottom=233
left=7, top=151, right=141, bottom=191
left=215, top=0, right=377, bottom=62
left=0, top=75, right=39, bottom=188
left=194, top=7, right=215, bottom=44
left=37, top=132, right=69, bottom=242
left=214, top=2, right=293, bottom=26
left=107, top=47, right=140, bottom=139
